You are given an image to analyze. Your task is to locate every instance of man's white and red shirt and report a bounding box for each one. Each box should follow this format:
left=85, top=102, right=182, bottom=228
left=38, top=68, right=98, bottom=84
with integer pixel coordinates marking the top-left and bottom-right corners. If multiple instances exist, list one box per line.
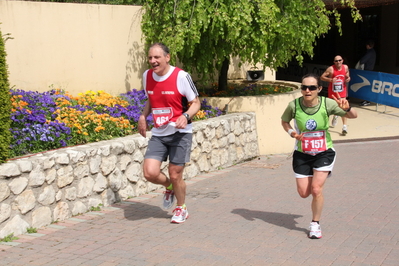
left=142, top=66, right=199, bottom=136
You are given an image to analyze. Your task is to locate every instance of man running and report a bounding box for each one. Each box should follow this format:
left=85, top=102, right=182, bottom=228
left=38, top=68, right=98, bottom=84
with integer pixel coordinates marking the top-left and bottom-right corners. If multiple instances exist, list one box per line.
left=138, top=43, right=200, bottom=223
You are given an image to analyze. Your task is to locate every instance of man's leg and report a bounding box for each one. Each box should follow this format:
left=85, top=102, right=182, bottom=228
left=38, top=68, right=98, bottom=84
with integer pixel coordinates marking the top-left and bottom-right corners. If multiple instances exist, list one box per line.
left=168, top=132, right=191, bottom=206
left=143, top=158, right=171, bottom=187
left=342, top=116, right=347, bottom=126
left=342, top=116, right=348, bottom=134
left=168, top=163, right=186, bottom=206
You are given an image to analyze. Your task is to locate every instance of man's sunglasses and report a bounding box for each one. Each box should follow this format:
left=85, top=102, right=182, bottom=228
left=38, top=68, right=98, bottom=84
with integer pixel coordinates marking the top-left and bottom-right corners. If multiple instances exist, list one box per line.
left=301, top=85, right=319, bottom=91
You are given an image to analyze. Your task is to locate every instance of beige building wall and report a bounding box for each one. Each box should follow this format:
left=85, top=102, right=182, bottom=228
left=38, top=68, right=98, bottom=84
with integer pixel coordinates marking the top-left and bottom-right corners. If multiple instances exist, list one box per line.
left=0, top=0, right=275, bottom=96
left=1, top=1, right=147, bottom=96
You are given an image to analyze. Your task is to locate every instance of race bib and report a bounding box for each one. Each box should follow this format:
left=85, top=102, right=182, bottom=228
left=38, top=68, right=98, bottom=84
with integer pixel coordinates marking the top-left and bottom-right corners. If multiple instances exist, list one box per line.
left=333, top=80, right=343, bottom=92
left=301, top=130, right=327, bottom=155
left=152, top=107, right=173, bottom=128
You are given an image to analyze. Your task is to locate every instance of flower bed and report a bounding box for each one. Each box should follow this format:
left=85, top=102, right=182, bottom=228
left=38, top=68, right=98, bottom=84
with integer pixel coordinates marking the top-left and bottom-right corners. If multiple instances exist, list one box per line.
left=198, top=80, right=294, bottom=97
left=9, top=89, right=222, bottom=159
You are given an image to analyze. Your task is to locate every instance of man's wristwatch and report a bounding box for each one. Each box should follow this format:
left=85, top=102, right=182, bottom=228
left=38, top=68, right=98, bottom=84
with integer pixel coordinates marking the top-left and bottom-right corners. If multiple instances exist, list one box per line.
left=182, top=113, right=190, bottom=121
left=345, top=106, right=352, bottom=112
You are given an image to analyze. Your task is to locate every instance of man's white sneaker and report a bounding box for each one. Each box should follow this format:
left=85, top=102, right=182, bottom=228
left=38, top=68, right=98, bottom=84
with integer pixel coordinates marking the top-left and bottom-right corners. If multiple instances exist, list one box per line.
left=171, top=206, right=189, bottom=224
left=342, top=125, right=348, bottom=135
left=309, top=222, right=322, bottom=239
left=331, top=116, right=338, bottom=127
left=162, top=189, right=174, bottom=210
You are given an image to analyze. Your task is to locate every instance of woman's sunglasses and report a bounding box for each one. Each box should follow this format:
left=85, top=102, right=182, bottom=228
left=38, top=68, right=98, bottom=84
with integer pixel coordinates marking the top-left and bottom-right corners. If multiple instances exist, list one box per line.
left=301, top=85, right=319, bottom=91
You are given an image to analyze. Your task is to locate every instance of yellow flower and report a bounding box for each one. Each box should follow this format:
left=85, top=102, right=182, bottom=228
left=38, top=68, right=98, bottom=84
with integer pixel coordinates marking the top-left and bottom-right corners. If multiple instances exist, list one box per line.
left=95, top=126, right=105, bottom=132
left=194, top=110, right=206, bottom=119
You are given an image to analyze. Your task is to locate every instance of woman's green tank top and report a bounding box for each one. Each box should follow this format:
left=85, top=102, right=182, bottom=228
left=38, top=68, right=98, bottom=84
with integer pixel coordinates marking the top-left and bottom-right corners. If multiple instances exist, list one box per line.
left=294, top=96, right=333, bottom=155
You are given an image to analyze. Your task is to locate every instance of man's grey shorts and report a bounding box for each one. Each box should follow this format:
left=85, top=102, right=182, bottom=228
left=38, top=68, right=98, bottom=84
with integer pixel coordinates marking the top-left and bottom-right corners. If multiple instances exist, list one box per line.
left=144, top=132, right=193, bottom=166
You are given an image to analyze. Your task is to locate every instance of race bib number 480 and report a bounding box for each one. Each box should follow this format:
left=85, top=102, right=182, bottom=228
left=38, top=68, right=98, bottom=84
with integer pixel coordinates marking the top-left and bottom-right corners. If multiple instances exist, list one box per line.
left=301, top=130, right=327, bottom=155
left=152, top=107, right=173, bottom=128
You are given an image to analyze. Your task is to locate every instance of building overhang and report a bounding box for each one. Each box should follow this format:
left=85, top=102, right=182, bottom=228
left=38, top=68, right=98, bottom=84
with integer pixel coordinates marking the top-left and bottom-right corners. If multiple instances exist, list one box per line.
left=324, top=0, right=399, bottom=9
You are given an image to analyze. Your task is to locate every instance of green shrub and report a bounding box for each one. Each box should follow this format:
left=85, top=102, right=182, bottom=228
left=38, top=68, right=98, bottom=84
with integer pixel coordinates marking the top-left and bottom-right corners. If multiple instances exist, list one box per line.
left=0, top=27, right=12, bottom=163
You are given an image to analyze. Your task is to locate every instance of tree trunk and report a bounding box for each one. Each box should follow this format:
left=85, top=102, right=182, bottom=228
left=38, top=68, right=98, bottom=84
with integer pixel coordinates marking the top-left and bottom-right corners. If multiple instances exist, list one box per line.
left=218, top=57, right=229, bottom=92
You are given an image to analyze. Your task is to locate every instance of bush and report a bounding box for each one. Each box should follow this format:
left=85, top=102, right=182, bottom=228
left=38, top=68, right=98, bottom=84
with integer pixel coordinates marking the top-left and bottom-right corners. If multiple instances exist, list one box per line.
left=0, top=28, right=12, bottom=163
left=197, top=82, right=293, bottom=97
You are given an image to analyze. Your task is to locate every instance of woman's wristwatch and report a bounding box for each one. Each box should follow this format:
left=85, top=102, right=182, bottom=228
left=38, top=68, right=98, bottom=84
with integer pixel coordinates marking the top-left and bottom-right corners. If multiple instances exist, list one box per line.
left=345, top=106, right=352, bottom=112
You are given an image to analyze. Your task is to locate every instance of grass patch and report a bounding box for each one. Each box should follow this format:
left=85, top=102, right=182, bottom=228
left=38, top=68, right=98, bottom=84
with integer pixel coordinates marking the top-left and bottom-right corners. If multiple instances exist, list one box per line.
left=90, top=204, right=104, bottom=211
left=0, top=233, right=18, bottom=242
left=27, top=227, right=37, bottom=234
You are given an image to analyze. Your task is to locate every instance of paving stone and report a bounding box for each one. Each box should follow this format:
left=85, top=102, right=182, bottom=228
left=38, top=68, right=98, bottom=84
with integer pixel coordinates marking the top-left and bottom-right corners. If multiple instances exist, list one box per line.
left=0, top=139, right=398, bottom=265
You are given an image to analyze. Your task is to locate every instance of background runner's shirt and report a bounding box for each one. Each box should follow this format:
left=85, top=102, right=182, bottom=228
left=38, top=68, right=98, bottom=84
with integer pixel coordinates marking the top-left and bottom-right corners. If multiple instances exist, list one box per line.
left=327, top=65, right=348, bottom=99
left=142, top=66, right=199, bottom=136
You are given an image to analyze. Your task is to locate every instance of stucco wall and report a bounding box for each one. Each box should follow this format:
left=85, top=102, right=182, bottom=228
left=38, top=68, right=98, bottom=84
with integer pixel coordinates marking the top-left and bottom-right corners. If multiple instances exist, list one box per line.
left=0, top=0, right=275, bottom=96
left=1, top=1, right=146, bottom=96
left=202, top=81, right=302, bottom=155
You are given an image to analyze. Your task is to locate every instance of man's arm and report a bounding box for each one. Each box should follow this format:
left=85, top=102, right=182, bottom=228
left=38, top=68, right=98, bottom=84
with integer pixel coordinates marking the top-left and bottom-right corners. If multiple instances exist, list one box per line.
left=345, top=64, right=351, bottom=83
left=320, top=66, right=333, bottom=83
left=175, top=97, right=201, bottom=129
left=186, top=97, right=201, bottom=118
left=138, top=101, right=151, bottom=137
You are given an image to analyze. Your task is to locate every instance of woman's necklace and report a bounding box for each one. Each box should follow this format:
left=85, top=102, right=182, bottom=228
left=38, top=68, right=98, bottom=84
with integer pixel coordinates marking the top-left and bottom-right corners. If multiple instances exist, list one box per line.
left=302, top=98, right=319, bottom=108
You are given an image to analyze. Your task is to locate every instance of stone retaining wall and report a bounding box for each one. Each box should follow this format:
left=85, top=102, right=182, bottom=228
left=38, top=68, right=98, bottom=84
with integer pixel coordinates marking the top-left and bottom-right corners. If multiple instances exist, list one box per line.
left=0, top=113, right=258, bottom=238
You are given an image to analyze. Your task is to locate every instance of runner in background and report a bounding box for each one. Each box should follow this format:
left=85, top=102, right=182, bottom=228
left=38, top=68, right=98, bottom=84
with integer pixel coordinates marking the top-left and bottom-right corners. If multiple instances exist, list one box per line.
left=321, top=55, right=351, bottom=135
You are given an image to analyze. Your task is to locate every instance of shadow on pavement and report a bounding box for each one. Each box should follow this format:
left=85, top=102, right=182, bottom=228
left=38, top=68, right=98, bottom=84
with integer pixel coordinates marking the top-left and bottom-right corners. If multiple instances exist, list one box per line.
left=231, top=208, right=307, bottom=233
left=120, top=202, right=170, bottom=221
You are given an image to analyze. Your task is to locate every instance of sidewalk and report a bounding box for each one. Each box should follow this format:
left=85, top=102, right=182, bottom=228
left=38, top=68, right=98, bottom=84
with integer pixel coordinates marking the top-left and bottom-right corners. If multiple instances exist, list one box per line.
left=1, top=139, right=398, bottom=265
left=330, top=99, right=399, bottom=142
left=0, top=104, right=398, bottom=266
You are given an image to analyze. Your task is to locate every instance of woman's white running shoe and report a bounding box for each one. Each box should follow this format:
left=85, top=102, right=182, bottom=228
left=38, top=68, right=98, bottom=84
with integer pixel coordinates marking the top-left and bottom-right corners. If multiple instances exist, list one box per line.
left=309, top=222, right=322, bottom=239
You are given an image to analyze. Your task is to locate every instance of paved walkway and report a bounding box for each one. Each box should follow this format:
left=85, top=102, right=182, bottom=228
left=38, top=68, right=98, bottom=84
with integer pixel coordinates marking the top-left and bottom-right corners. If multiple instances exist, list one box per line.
left=0, top=102, right=398, bottom=266
left=0, top=138, right=398, bottom=266
left=329, top=99, right=399, bottom=142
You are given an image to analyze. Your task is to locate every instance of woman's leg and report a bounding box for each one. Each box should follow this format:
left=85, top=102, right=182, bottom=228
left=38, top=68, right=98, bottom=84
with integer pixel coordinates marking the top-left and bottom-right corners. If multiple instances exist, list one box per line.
left=296, top=176, right=312, bottom=199
left=310, top=170, right=329, bottom=221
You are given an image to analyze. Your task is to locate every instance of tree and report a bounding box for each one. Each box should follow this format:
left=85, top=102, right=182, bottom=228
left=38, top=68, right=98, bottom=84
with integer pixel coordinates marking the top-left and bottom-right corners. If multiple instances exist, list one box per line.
left=141, top=0, right=361, bottom=91
left=0, top=27, right=12, bottom=163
